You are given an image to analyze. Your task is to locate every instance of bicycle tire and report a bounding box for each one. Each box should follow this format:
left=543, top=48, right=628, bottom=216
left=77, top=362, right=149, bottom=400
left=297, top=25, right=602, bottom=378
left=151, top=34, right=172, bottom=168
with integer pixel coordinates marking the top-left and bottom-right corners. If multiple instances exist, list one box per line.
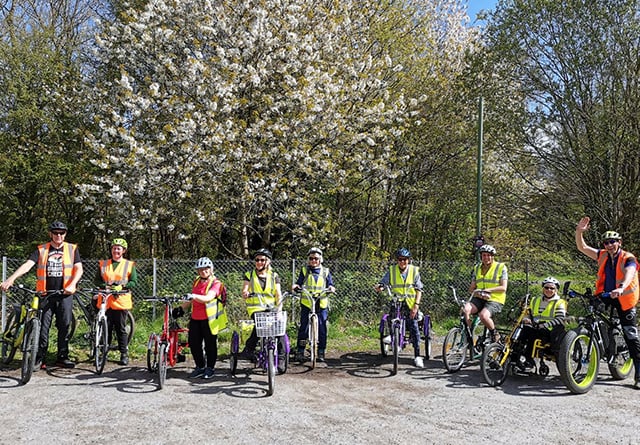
left=125, top=310, right=136, bottom=345
left=277, top=335, right=289, bottom=375
left=379, top=317, right=391, bottom=357
left=20, top=318, right=40, bottom=385
left=146, top=334, right=159, bottom=372
left=423, top=314, right=432, bottom=360
left=229, top=331, right=239, bottom=376
left=267, top=346, right=275, bottom=396
left=94, top=317, right=109, bottom=374
left=608, top=355, right=633, bottom=380
left=442, top=326, right=468, bottom=373
left=309, top=314, right=318, bottom=369
left=67, top=311, right=77, bottom=341
left=1, top=309, right=20, bottom=364
left=158, top=342, right=168, bottom=389
left=481, top=342, right=509, bottom=387
left=557, top=328, right=599, bottom=394
left=392, top=323, right=400, bottom=375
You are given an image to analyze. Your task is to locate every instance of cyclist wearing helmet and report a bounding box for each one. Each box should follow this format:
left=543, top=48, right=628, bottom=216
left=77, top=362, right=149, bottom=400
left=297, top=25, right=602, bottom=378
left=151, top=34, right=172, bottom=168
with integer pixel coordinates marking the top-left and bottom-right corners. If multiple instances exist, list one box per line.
left=239, top=248, right=284, bottom=361
left=375, top=247, right=425, bottom=368
left=292, top=247, right=336, bottom=363
left=173, top=257, right=227, bottom=379
left=464, top=243, right=508, bottom=343
left=576, top=216, right=640, bottom=389
left=94, top=238, right=138, bottom=365
left=518, top=277, right=567, bottom=369
left=1, top=221, right=83, bottom=369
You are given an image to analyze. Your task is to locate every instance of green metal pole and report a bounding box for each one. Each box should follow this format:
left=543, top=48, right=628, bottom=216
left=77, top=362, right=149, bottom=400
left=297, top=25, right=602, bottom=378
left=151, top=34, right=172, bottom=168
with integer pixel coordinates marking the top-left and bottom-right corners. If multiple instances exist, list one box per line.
left=476, top=97, right=483, bottom=261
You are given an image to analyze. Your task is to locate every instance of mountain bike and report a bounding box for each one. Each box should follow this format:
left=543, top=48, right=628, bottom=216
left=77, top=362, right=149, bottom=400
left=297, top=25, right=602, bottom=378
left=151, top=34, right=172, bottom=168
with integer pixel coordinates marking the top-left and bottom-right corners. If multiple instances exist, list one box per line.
left=67, top=290, right=135, bottom=353
left=144, top=295, right=191, bottom=389
left=480, top=293, right=560, bottom=386
left=556, top=283, right=633, bottom=394
left=82, top=288, right=129, bottom=374
left=378, top=285, right=425, bottom=375
left=442, top=286, right=489, bottom=373
left=1, top=285, right=62, bottom=384
left=292, top=286, right=333, bottom=369
left=229, top=293, right=290, bottom=396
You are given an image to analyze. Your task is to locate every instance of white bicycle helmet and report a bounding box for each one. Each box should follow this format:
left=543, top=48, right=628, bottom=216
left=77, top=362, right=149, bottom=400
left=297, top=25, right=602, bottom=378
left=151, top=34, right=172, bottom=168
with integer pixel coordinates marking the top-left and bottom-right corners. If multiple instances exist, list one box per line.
left=478, top=244, right=496, bottom=255
left=308, top=247, right=323, bottom=263
left=542, top=276, right=560, bottom=290
left=195, top=257, right=213, bottom=270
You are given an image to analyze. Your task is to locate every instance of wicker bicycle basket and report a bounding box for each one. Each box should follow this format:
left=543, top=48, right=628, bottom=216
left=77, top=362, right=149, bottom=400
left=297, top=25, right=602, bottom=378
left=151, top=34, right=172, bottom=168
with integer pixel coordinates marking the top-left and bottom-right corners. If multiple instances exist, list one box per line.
left=254, top=311, right=287, bottom=337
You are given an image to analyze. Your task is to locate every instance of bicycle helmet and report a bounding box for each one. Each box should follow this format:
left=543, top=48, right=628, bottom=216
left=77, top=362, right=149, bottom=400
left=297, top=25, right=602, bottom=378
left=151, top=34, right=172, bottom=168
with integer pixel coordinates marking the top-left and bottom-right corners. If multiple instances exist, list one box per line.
left=195, top=256, right=214, bottom=270
left=541, top=276, right=560, bottom=290
left=602, top=230, right=621, bottom=241
left=254, top=248, right=272, bottom=260
left=395, top=247, right=412, bottom=258
left=478, top=244, right=496, bottom=255
left=111, top=238, right=128, bottom=249
left=48, top=221, right=68, bottom=232
left=308, top=247, right=323, bottom=263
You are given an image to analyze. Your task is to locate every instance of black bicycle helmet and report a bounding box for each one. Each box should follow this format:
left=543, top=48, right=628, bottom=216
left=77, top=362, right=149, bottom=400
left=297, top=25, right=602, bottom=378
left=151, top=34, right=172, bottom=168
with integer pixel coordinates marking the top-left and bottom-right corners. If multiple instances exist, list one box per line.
left=254, top=248, right=272, bottom=260
left=395, top=247, right=411, bottom=258
left=48, top=221, right=68, bottom=232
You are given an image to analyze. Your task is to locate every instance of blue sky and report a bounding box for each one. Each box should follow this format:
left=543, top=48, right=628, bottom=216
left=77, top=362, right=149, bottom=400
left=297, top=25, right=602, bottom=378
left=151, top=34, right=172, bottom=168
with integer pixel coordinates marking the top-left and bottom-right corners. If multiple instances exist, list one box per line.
left=467, top=0, right=498, bottom=23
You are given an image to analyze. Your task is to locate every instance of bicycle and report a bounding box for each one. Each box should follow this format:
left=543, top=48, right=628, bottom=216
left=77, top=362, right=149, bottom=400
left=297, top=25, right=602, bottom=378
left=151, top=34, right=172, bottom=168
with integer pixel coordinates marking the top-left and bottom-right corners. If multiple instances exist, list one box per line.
left=81, top=288, right=129, bottom=374
left=1, top=285, right=62, bottom=384
left=67, top=290, right=135, bottom=353
left=229, top=293, right=290, bottom=396
left=378, top=285, right=426, bottom=375
left=292, top=286, right=333, bottom=368
left=144, top=295, right=192, bottom=389
left=556, top=283, right=633, bottom=394
left=442, top=286, right=490, bottom=373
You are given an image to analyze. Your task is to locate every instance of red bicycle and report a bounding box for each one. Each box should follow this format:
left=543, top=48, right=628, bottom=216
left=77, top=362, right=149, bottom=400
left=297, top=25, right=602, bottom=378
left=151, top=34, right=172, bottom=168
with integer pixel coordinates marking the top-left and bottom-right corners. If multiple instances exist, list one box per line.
left=144, top=295, right=192, bottom=389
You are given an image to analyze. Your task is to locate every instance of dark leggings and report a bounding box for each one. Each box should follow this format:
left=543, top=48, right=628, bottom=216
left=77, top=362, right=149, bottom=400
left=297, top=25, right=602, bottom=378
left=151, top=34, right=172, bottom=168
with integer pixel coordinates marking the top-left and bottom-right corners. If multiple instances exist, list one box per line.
left=188, top=318, right=218, bottom=369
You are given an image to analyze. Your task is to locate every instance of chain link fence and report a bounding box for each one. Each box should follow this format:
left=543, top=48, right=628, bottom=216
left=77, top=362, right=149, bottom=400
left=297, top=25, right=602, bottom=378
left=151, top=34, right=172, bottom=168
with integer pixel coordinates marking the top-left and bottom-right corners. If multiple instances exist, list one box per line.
left=2, top=255, right=595, bottom=333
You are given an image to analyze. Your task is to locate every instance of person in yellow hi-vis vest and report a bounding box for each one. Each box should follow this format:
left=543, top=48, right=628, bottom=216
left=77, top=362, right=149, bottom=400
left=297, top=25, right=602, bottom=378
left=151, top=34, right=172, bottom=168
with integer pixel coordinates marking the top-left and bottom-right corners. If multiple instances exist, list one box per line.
left=463, top=244, right=508, bottom=344
left=94, top=238, right=138, bottom=366
left=1, top=221, right=83, bottom=370
left=173, top=257, right=227, bottom=379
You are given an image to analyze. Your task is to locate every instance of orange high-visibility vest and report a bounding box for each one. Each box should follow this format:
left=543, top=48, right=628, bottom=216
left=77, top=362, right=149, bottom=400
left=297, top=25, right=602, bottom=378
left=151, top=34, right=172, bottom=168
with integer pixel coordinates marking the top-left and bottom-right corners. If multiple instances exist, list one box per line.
left=98, top=259, right=134, bottom=310
left=35, top=242, right=78, bottom=292
left=595, top=250, right=639, bottom=311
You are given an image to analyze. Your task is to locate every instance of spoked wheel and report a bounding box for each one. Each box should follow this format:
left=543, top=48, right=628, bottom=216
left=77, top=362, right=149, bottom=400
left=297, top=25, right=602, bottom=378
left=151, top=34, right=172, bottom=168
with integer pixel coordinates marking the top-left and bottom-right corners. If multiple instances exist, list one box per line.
left=481, top=342, right=509, bottom=387
left=442, top=327, right=468, bottom=373
left=277, top=335, right=289, bottom=375
left=124, top=311, right=136, bottom=345
left=267, top=347, right=276, bottom=396
left=392, top=323, right=401, bottom=375
left=608, top=351, right=633, bottom=380
left=557, top=329, right=599, bottom=394
left=309, top=314, right=318, bottom=369
left=423, top=314, right=432, bottom=360
left=158, top=343, right=168, bottom=389
left=94, top=317, right=109, bottom=374
left=67, top=311, right=78, bottom=341
left=1, top=309, right=19, bottom=365
left=229, top=331, right=239, bottom=376
left=379, top=317, right=391, bottom=357
left=146, top=334, right=159, bottom=372
left=20, top=318, right=40, bottom=385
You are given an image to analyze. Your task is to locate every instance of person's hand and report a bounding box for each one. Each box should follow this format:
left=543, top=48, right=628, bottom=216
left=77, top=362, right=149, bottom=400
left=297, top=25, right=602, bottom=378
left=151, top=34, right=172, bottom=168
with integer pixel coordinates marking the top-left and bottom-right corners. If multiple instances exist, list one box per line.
left=292, top=284, right=301, bottom=293
left=410, top=305, right=419, bottom=319
left=576, top=216, right=590, bottom=233
left=242, top=290, right=249, bottom=299
left=328, top=286, right=336, bottom=294
left=374, top=284, right=383, bottom=292
left=111, top=284, right=123, bottom=291
left=172, top=306, right=185, bottom=319
left=610, top=288, right=622, bottom=299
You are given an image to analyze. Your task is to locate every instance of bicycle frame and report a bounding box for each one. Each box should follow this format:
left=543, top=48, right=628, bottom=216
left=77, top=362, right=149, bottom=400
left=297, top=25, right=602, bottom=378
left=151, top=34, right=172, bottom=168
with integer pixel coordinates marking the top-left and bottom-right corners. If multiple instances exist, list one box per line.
left=294, top=286, right=331, bottom=368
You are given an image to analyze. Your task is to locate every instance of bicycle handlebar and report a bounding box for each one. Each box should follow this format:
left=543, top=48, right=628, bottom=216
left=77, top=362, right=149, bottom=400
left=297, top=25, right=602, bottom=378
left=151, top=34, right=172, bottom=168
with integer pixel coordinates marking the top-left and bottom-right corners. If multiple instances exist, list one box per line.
left=143, top=294, right=194, bottom=305
left=9, top=284, right=64, bottom=298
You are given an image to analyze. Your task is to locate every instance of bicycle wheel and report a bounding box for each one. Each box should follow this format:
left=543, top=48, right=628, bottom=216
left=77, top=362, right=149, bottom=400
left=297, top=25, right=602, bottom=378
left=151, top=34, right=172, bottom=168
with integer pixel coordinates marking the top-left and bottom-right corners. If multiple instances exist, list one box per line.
left=442, top=326, right=468, bottom=373
left=423, top=314, right=432, bottom=360
left=66, top=311, right=77, bottom=341
left=379, top=317, right=391, bottom=357
left=277, top=335, right=289, bottom=375
left=392, top=323, right=400, bottom=375
left=557, top=328, right=599, bottom=394
left=1, top=309, right=20, bottom=364
left=125, top=311, right=136, bottom=345
left=267, top=346, right=275, bottom=396
left=146, top=334, right=159, bottom=372
left=481, top=342, right=509, bottom=387
left=20, top=318, right=40, bottom=385
left=309, top=314, right=318, bottom=369
left=608, top=354, right=633, bottom=380
left=229, top=331, right=239, bottom=376
left=94, top=317, right=109, bottom=374
left=158, top=342, right=168, bottom=389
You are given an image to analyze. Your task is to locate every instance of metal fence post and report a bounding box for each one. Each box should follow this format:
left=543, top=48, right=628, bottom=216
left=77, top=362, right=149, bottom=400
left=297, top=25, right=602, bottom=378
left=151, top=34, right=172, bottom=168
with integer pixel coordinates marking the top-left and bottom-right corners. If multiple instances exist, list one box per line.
left=1, top=256, right=6, bottom=332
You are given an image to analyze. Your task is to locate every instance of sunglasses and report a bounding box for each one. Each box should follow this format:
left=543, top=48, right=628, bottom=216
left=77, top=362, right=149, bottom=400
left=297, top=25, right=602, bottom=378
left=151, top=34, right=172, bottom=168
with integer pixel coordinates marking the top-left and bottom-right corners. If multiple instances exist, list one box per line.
left=254, top=258, right=267, bottom=263
left=308, top=257, right=321, bottom=261
left=543, top=286, right=556, bottom=291
left=603, top=239, right=619, bottom=245
left=51, top=231, right=67, bottom=235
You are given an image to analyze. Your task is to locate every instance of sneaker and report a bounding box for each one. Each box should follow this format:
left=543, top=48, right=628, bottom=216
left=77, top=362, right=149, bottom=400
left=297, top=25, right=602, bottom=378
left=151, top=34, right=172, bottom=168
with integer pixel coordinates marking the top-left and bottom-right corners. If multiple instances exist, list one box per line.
left=203, top=367, right=215, bottom=379
left=190, top=367, right=205, bottom=378
left=34, top=359, right=44, bottom=371
left=414, top=356, right=425, bottom=368
left=295, top=351, right=306, bottom=363
left=491, top=331, right=501, bottom=343
left=40, top=362, right=47, bottom=371
left=382, top=335, right=391, bottom=345
left=119, top=353, right=129, bottom=366
left=55, top=358, right=75, bottom=369
left=634, top=377, right=640, bottom=390
left=317, top=351, right=325, bottom=363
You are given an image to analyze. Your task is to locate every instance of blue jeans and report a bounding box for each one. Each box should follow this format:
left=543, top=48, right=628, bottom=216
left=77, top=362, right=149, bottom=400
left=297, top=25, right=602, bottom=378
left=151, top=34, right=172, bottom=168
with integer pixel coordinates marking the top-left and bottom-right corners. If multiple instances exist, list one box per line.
left=297, top=305, right=329, bottom=351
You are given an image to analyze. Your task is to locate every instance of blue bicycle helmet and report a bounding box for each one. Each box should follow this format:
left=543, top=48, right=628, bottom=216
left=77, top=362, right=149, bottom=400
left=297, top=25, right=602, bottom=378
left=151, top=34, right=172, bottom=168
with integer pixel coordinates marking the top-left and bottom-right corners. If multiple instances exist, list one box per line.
left=395, top=247, right=411, bottom=258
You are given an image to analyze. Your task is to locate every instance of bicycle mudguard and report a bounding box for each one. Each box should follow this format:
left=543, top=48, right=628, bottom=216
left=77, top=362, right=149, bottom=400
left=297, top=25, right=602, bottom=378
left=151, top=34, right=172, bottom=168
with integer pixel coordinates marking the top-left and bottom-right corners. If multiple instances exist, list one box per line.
left=379, top=315, right=389, bottom=333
